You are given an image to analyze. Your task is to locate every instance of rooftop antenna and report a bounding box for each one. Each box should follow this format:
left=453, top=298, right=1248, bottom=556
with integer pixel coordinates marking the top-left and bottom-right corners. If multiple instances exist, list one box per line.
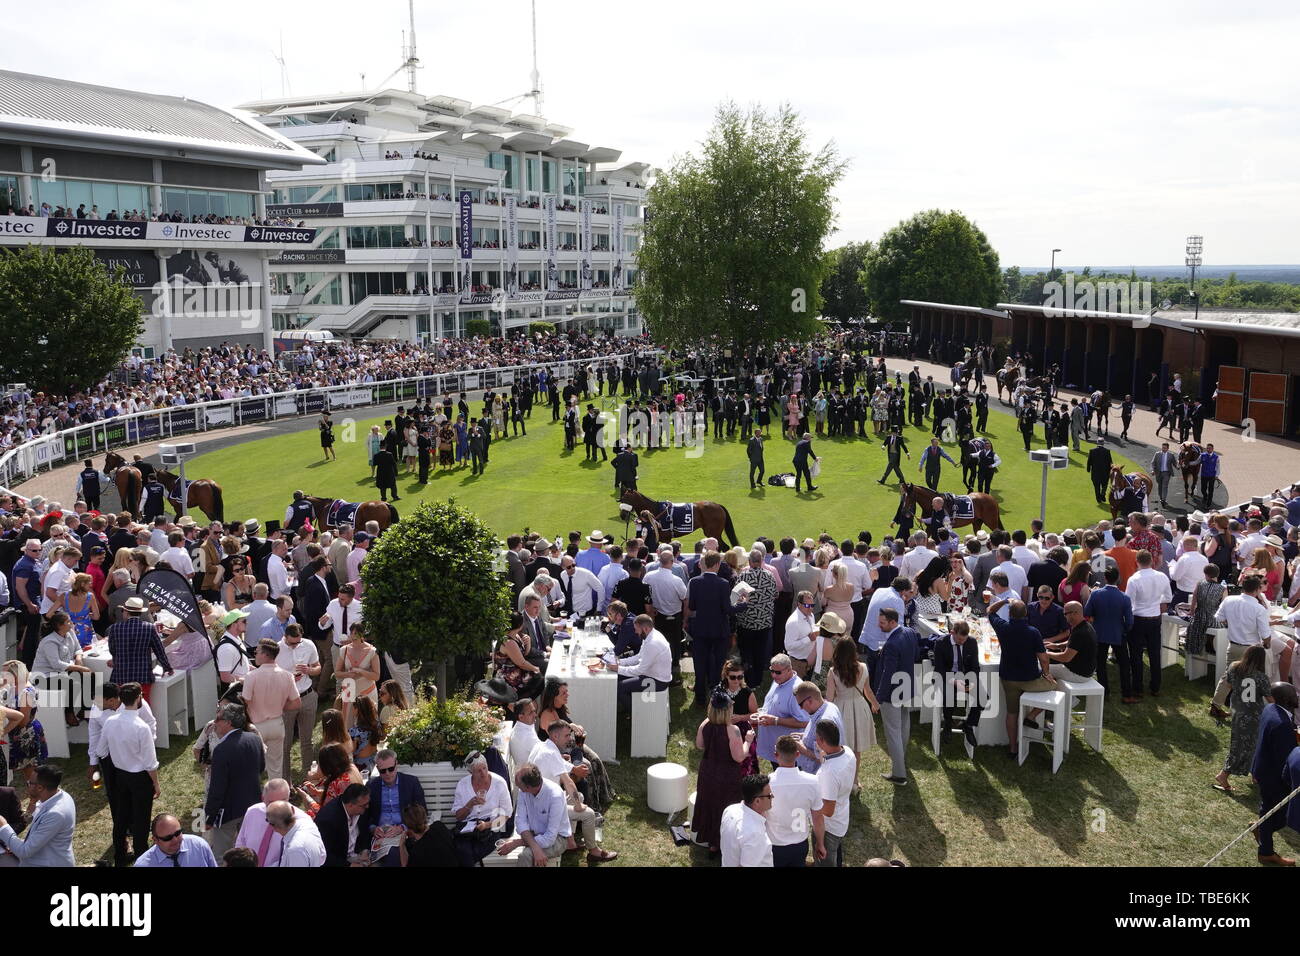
left=271, top=31, right=289, bottom=97
left=404, top=0, right=420, bottom=93
left=529, top=0, right=543, bottom=113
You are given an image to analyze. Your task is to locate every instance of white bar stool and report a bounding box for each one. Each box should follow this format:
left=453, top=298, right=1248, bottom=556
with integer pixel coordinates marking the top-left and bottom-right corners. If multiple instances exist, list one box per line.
left=1017, top=689, right=1068, bottom=773
left=1052, top=668, right=1105, bottom=753
left=646, top=762, right=689, bottom=816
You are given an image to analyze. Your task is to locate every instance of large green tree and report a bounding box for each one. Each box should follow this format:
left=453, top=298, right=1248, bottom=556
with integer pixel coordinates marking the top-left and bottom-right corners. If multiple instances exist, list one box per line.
left=0, top=245, right=143, bottom=393
left=636, top=102, right=845, bottom=352
left=819, top=241, right=872, bottom=321
left=360, top=500, right=510, bottom=701
left=860, top=209, right=1001, bottom=324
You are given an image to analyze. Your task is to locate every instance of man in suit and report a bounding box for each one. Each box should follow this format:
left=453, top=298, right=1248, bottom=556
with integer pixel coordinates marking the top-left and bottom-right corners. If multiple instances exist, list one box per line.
left=469, top=419, right=490, bottom=475
left=932, top=618, right=983, bottom=748
left=918, top=437, right=956, bottom=492
left=612, top=445, right=638, bottom=495
left=365, top=749, right=427, bottom=866
left=791, top=433, right=819, bottom=493
left=0, top=765, right=74, bottom=867
left=1119, top=394, right=1135, bottom=440
left=1151, top=442, right=1176, bottom=508
left=204, top=703, right=266, bottom=858
left=1251, top=682, right=1298, bottom=866
left=873, top=607, right=927, bottom=784
left=747, top=429, right=766, bottom=489
left=374, top=447, right=399, bottom=501
left=684, top=551, right=733, bottom=707
left=878, top=429, right=910, bottom=485
left=1188, top=400, right=1205, bottom=444
left=582, top=405, right=607, bottom=461
left=1086, top=440, right=1113, bottom=504
left=317, top=782, right=371, bottom=866
left=1083, top=566, right=1134, bottom=700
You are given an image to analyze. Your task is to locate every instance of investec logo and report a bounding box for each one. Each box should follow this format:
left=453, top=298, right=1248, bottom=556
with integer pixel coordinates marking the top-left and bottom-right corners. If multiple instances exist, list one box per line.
left=1043, top=275, right=1154, bottom=321
left=247, top=226, right=312, bottom=243
left=49, top=886, right=151, bottom=936
left=51, top=219, right=146, bottom=239
left=159, top=223, right=238, bottom=242
left=0, top=218, right=39, bottom=235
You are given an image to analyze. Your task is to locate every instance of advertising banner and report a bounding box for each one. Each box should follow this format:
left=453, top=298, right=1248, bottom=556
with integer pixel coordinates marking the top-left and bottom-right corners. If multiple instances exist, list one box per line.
left=205, top=406, right=234, bottom=426
left=137, top=567, right=206, bottom=640
left=613, top=202, right=625, bottom=292
left=505, top=195, right=519, bottom=297
left=543, top=195, right=558, bottom=293
left=580, top=199, right=593, bottom=291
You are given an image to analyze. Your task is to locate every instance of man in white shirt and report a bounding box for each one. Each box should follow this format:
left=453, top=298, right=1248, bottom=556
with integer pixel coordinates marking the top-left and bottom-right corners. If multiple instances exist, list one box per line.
left=1124, top=550, right=1172, bottom=698
left=158, top=531, right=194, bottom=577
left=499, top=766, right=571, bottom=867
left=1235, top=520, right=1267, bottom=569
left=897, top=533, right=938, bottom=582
left=451, top=755, right=513, bottom=866
left=813, top=720, right=855, bottom=868
left=720, top=774, right=773, bottom=867
left=266, top=540, right=290, bottom=600
left=242, top=584, right=279, bottom=649
left=783, top=590, right=818, bottom=677
left=994, top=546, right=1030, bottom=602
left=608, top=614, right=672, bottom=707
left=527, top=720, right=616, bottom=862
left=1168, top=537, right=1209, bottom=604
left=234, top=778, right=320, bottom=866
left=39, top=546, right=80, bottom=616
left=266, top=799, right=326, bottom=867
left=767, top=734, right=824, bottom=867
left=102, top=682, right=160, bottom=867
left=149, top=518, right=170, bottom=556
left=644, top=548, right=689, bottom=670
left=1211, top=576, right=1274, bottom=714
left=277, top=624, right=321, bottom=779
left=596, top=548, right=628, bottom=612
left=1011, top=531, right=1038, bottom=573
left=319, top=584, right=363, bottom=673
left=557, top=556, right=602, bottom=618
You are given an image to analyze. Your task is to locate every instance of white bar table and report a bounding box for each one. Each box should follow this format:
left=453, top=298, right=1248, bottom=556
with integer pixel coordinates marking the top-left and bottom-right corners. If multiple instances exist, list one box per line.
left=83, top=645, right=189, bottom=749
left=545, top=623, right=618, bottom=761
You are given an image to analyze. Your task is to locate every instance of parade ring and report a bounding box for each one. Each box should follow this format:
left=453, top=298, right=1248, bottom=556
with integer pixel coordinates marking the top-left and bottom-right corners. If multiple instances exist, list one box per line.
left=176, top=402, right=1146, bottom=539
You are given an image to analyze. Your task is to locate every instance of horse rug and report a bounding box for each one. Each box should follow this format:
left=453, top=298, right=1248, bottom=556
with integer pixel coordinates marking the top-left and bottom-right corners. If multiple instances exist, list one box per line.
left=945, top=495, right=975, bottom=520
left=166, top=478, right=194, bottom=507
left=326, top=499, right=361, bottom=527
left=655, top=501, right=695, bottom=536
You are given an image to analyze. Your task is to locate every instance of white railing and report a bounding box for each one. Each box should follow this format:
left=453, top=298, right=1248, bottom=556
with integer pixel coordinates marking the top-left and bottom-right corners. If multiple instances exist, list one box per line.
left=0, top=350, right=656, bottom=498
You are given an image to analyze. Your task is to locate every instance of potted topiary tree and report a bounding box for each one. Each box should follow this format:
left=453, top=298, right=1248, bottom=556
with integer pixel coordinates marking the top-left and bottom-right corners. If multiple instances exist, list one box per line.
left=360, top=499, right=510, bottom=702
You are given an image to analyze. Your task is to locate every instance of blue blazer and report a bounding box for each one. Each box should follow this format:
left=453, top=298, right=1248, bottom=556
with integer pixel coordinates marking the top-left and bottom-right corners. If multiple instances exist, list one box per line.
left=1252, top=703, right=1297, bottom=798
left=1082, top=585, right=1133, bottom=646
left=364, top=772, right=427, bottom=833
left=0, top=788, right=75, bottom=866
left=687, top=572, right=732, bottom=640
left=1285, top=749, right=1300, bottom=832
left=872, top=626, right=928, bottom=702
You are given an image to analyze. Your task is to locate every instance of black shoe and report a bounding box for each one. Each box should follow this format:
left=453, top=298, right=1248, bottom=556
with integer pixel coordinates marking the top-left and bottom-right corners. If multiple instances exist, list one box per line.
left=964, top=723, right=978, bottom=747
left=392, top=496, right=401, bottom=500
left=808, top=486, right=818, bottom=492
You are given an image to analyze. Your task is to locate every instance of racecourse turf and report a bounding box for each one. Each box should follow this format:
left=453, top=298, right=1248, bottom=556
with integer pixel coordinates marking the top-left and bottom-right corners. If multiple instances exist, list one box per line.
left=185, top=400, right=1142, bottom=544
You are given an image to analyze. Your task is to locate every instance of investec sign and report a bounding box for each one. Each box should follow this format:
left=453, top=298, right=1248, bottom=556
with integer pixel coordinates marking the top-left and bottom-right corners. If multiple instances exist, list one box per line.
left=0, top=215, right=314, bottom=245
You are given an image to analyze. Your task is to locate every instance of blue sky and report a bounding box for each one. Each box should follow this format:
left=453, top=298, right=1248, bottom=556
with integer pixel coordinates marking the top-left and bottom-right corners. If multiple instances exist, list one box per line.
left=7, top=0, right=1297, bottom=265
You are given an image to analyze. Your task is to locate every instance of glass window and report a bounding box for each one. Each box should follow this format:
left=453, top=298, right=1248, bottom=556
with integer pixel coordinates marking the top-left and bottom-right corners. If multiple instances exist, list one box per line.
left=0, top=175, right=16, bottom=215
left=65, top=181, right=93, bottom=212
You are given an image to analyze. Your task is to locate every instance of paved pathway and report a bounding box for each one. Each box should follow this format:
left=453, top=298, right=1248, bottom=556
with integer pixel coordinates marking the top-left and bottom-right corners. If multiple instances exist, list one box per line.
left=14, top=354, right=1300, bottom=518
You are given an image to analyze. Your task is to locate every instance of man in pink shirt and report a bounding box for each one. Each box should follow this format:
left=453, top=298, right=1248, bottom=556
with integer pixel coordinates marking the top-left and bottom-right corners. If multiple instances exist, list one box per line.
left=241, top=639, right=302, bottom=782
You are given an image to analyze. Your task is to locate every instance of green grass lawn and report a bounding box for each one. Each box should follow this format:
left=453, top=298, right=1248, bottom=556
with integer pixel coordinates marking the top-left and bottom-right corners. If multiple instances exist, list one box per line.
left=187, top=402, right=1140, bottom=544
left=49, top=664, right=1287, bottom=867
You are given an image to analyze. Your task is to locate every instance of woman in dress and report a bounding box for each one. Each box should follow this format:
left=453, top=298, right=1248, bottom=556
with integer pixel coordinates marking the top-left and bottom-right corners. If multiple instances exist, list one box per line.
left=493, top=612, right=544, bottom=705
left=63, top=573, right=99, bottom=649
left=378, top=680, right=409, bottom=735
left=822, top=563, right=856, bottom=625
left=320, top=707, right=354, bottom=757
left=871, top=388, right=890, bottom=436
left=689, top=689, right=753, bottom=854
left=1057, top=560, right=1092, bottom=608
left=348, top=694, right=385, bottom=774
left=1186, top=564, right=1226, bottom=657
left=319, top=412, right=336, bottom=461
left=824, top=636, right=879, bottom=791
left=454, top=416, right=470, bottom=466
left=808, top=611, right=847, bottom=683
left=299, top=741, right=364, bottom=817
left=813, top=391, right=828, bottom=436
left=914, top=556, right=952, bottom=617
left=945, top=554, right=975, bottom=614
left=1242, top=547, right=1280, bottom=602
left=367, top=425, right=382, bottom=477
left=492, top=395, right=507, bottom=439
left=335, top=623, right=381, bottom=721
left=2, top=660, right=47, bottom=791
left=1203, top=515, right=1235, bottom=584
left=403, top=422, right=419, bottom=473
left=221, top=555, right=256, bottom=611
left=785, top=394, right=800, bottom=441
left=437, top=422, right=454, bottom=469
left=1212, top=645, right=1269, bottom=793
left=535, top=678, right=615, bottom=812
left=716, top=659, right=759, bottom=776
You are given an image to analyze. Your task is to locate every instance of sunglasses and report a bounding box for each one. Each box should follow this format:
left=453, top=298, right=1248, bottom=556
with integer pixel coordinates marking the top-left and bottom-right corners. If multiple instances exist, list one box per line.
left=157, top=830, right=183, bottom=841
left=727, top=674, right=743, bottom=681
left=799, top=602, right=814, bottom=608
left=378, top=765, right=398, bottom=774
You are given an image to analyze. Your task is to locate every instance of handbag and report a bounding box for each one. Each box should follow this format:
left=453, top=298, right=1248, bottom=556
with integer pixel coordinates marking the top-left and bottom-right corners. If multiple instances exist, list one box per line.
left=810, top=459, right=821, bottom=478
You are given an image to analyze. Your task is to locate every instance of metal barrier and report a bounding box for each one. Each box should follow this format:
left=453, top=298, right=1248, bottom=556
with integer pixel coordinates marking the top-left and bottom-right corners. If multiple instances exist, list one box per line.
left=0, top=350, right=658, bottom=497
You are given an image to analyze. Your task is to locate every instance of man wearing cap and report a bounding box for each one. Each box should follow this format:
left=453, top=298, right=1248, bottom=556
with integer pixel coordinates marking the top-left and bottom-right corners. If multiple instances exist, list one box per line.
left=215, top=609, right=252, bottom=688
left=346, top=532, right=371, bottom=587
left=107, top=597, right=173, bottom=705
left=576, top=531, right=611, bottom=575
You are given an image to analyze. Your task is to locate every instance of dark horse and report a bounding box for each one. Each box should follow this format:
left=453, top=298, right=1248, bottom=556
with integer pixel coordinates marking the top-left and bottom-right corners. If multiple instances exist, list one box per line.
left=620, top=489, right=739, bottom=548
left=306, top=495, right=399, bottom=532
left=1090, top=390, right=1113, bottom=436
left=900, top=481, right=1003, bottom=532
left=155, top=469, right=224, bottom=522
left=1109, top=466, right=1154, bottom=520
left=104, top=452, right=141, bottom=518
left=1178, top=442, right=1203, bottom=502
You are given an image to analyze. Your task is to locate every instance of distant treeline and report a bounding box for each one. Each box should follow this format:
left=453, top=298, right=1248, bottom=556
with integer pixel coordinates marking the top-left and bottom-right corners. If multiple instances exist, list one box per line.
left=1003, top=266, right=1300, bottom=312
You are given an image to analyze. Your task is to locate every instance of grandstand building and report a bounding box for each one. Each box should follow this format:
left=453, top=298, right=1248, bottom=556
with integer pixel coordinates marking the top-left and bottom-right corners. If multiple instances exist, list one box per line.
left=239, top=88, right=650, bottom=342
left=0, top=70, right=325, bottom=355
